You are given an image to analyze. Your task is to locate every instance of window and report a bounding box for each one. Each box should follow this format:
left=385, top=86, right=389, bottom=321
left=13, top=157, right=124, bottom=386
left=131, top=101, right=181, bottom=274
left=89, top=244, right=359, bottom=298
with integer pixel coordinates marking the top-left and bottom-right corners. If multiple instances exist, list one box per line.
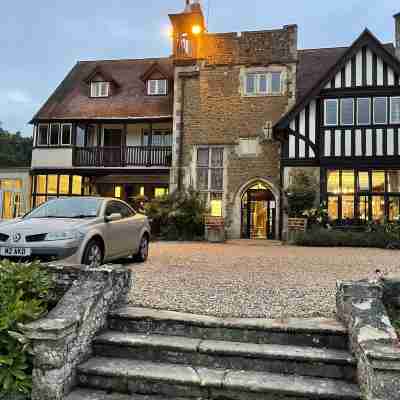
left=372, top=171, right=385, bottom=192
left=358, top=172, right=369, bottom=191
left=328, top=197, right=339, bottom=220
left=327, top=170, right=340, bottom=193
left=389, top=197, right=400, bottom=221
left=47, top=175, right=58, bottom=194
left=49, top=124, right=60, bottom=145
left=59, top=176, right=70, bottom=195
left=239, top=138, right=257, bottom=155
left=196, top=147, right=224, bottom=214
left=150, top=130, right=172, bottom=146
left=271, top=72, right=282, bottom=94
left=38, top=125, right=49, bottom=146
left=147, top=79, right=167, bottom=96
left=90, top=81, right=110, bottom=97
left=105, top=201, right=134, bottom=218
left=372, top=196, right=385, bottom=221
left=357, top=98, right=371, bottom=125
left=388, top=171, right=400, bottom=193
left=373, top=97, right=387, bottom=124
left=390, top=97, right=400, bottom=124
left=340, top=98, right=354, bottom=125
left=154, top=187, right=169, bottom=198
left=324, top=99, right=338, bottom=126
left=341, top=171, right=355, bottom=194
left=244, top=72, right=282, bottom=95
left=61, top=124, right=72, bottom=145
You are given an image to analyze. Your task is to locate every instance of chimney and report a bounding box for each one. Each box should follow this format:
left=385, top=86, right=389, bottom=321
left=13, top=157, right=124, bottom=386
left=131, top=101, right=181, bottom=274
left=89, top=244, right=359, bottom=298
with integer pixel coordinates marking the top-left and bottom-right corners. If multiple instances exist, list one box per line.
left=184, top=0, right=191, bottom=13
left=395, top=12, right=400, bottom=59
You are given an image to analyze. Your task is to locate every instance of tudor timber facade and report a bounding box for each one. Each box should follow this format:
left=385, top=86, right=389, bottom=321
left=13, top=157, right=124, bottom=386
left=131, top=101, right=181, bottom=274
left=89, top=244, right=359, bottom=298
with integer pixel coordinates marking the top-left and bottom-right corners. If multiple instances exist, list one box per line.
left=275, top=21, right=400, bottom=236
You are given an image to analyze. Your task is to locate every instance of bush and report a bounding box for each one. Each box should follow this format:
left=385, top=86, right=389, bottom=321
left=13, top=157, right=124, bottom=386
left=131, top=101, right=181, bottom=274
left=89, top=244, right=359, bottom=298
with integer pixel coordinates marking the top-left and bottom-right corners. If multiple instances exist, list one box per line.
left=145, top=188, right=207, bottom=240
left=293, top=227, right=400, bottom=249
left=0, top=260, right=53, bottom=396
left=285, top=169, right=318, bottom=217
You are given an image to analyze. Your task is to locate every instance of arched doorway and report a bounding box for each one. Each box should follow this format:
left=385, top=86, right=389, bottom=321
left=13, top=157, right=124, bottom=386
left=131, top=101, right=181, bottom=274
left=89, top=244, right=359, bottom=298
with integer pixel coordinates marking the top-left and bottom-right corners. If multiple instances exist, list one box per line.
left=241, top=182, right=276, bottom=239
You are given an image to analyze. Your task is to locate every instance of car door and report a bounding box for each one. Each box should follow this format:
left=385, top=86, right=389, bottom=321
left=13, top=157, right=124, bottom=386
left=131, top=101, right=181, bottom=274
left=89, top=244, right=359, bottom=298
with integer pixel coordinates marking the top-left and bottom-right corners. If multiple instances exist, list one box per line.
left=117, top=202, right=143, bottom=255
left=103, top=200, right=129, bottom=257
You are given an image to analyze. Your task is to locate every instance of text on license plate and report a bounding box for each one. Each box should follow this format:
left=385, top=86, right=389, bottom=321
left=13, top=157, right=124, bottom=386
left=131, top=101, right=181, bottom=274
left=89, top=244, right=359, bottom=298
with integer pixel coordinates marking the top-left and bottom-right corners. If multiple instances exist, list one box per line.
left=0, top=247, right=31, bottom=257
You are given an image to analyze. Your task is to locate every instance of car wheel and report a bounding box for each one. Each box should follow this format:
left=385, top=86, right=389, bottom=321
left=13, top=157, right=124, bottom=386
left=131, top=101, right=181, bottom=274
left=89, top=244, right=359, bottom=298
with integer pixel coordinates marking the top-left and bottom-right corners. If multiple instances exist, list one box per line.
left=134, top=235, right=149, bottom=263
left=82, top=239, right=104, bottom=268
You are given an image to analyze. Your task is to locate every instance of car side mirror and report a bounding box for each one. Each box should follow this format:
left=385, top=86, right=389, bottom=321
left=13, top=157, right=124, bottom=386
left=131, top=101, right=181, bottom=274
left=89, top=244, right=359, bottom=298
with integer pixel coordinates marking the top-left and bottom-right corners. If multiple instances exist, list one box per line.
left=105, top=213, right=122, bottom=222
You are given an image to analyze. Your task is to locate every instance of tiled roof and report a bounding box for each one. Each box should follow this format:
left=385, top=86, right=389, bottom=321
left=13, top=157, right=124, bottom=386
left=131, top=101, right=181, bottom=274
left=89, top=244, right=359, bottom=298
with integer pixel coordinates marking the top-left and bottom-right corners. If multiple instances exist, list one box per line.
left=296, top=43, right=396, bottom=100
left=32, top=57, right=174, bottom=122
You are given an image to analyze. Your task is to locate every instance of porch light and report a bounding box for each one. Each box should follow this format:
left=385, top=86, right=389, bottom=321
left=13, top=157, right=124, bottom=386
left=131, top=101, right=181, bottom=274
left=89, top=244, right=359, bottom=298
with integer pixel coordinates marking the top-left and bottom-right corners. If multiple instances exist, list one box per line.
left=192, top=25, right=202, bottom=35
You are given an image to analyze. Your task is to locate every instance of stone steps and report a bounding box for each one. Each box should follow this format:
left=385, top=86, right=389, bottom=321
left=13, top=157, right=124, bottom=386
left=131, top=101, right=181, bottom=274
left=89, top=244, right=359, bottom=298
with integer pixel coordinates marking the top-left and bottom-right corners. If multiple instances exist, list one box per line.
left=108, top=307, right=349, bottom=350
left=66, top=388, right=189, bottom=400
left=93, top=331, right=357, bottom=381
left=76, top=357, right=361, bottom=400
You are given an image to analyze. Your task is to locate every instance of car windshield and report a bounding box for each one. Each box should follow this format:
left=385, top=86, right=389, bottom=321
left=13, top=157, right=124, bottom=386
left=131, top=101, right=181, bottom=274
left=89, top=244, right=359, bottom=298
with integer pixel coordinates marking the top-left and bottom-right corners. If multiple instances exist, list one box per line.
left=25, top=198, right=103, bottom=219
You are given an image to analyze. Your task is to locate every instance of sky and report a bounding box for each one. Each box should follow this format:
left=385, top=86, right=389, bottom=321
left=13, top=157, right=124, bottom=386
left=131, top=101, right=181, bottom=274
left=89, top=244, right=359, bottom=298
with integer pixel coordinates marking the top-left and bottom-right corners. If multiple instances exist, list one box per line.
left=0, top=0, right=399, bottom=136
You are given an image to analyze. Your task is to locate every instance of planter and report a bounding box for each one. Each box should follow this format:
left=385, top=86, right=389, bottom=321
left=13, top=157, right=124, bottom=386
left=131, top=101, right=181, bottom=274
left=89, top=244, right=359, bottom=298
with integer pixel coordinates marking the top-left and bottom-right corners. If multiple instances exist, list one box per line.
left=287, top=217, right=307, bottom=242
left=204, top=216, right=225, bottom=243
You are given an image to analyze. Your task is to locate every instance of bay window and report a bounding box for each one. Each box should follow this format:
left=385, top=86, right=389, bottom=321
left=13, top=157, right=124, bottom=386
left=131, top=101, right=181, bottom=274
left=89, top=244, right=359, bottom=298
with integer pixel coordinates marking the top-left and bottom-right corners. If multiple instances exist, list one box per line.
left=326, top=169, right=400, bottom=223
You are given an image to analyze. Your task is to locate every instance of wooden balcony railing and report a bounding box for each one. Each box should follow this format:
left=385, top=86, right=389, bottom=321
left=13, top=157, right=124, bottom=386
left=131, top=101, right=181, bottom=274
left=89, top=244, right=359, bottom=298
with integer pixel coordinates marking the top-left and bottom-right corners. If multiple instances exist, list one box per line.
left=73, top=146, right=172, bottom=168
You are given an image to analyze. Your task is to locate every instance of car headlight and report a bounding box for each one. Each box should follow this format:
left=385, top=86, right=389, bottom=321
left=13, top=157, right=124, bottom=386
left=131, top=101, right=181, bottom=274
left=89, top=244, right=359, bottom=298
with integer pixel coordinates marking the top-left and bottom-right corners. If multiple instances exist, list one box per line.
left=45, top=230, right=85, bottom=241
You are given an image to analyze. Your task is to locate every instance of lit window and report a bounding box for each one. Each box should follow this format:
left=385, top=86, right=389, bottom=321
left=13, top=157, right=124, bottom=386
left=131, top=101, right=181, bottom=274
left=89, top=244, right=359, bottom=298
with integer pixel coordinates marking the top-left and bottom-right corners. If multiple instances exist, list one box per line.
left=388, top=197, right=400, bottom=221
left=373, top=97, right=387, bottom=124
left=50, top=124, right=60, bottom=146
left=38, top=125, right=49, bottom=146
left=72, top=176, right=82, bottom=195
left=340, top=98, right=354, bottom=125
left=59, top=176, right=70, bottom=195
left=155, top=187, right=169, bottom=198
left=390, top=97, right=400, bottom=124
left=47, top=175, right=58, bottom=194
left=372, top=171, right=385, bottom=192
left=36, top=176, right=47, bottom=193
left=239, top=138, right=257, bottom=155
left=341, top=171, right=355, bottom=194
left=115, top=186, right=122, bottom=198
left=324, top=99, right=338, bottom=126
left=358, top=172, right=369, bottom=191
left=147, top=79, right=167, bottom=96
left=342, top=195, right=354, bottom=219
left=61, top=124, right=72, bottom=145
left=359, top=196, right=369, bottom=221
left=372, top=196, right=385, bottom=221
left=139, top=186, right=145, bottom=196
left=328, top=196, right=339, bottom=220
left=90, top=81, right=110, bottom=98
left=327, top=170, right=340, bottom=193
left=210, top=193, right=223, bottom=217
left=357, top=98, right=371, bottom=125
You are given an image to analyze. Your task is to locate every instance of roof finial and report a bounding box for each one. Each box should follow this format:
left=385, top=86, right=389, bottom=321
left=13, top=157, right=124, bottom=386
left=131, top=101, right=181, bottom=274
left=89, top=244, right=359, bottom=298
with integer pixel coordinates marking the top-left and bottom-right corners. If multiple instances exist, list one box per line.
left=184, top=0, right=191, bottom=12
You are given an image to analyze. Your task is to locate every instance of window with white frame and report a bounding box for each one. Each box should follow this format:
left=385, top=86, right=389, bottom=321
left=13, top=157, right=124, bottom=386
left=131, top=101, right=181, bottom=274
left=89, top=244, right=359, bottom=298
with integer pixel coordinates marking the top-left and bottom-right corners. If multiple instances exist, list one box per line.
left=324, top=99, right=338, bottom=126
left=61, top=124, right=72, bottom=145
left=239, top=138, right=258, bottom=155
left=373, top=97, right=387, bottom=124
left=196, top=147, right=224, bottom=216
left=340, top=98, right=354, bottom=125
left=37, top=124, right=49, bottom=146
left=49, top=124, right=60, bottom=146
left=147, top=79, right=167, bottom=96
left=90, top=81, right=110, bottom=97
left=391, top=97, right=400, bottom=124
left=244, top=71, right=282, bottom=96
left=357, top=98, right=371, bottom=125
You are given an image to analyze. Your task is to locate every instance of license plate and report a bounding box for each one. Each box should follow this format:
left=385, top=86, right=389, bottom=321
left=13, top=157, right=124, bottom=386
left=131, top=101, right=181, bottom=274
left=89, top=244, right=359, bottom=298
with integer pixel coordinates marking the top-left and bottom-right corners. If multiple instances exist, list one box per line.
left=0, top=247, right=31, bottom=257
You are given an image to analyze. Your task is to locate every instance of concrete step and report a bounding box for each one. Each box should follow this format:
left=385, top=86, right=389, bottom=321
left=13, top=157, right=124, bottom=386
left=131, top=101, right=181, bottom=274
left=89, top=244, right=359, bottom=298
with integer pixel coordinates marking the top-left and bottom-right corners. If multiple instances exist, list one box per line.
left=76, top=357, right=361, bottom=400
left=66, top=388, right=189, bottom=400
left=93, top=331, right=357, bottom=382
left=109, top=307, right=349, bottom=350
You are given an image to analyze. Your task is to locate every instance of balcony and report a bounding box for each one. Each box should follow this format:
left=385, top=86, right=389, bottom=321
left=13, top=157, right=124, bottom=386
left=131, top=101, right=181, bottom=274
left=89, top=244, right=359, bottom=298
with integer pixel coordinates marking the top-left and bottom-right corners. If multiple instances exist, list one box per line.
left=73, top=146, right=172, bottom=168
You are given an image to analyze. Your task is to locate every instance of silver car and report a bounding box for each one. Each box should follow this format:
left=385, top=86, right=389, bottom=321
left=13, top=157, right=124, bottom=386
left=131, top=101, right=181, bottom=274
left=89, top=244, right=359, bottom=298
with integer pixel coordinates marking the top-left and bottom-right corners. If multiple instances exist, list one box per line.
left=0, top=197, right=151, bottom=267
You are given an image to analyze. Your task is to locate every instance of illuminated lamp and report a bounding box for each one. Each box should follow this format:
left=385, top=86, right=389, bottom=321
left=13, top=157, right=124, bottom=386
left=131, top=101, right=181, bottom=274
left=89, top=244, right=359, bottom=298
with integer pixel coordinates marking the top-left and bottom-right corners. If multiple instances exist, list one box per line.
left=115, top=186, right=122, bottom=198
left=192, top=25, right=202, bottom=35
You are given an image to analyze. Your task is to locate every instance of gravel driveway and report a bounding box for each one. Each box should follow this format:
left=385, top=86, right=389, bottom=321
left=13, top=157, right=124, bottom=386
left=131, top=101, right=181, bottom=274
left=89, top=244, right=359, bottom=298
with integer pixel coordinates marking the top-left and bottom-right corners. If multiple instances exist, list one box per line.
left=127, top=240, right=400, bottom=319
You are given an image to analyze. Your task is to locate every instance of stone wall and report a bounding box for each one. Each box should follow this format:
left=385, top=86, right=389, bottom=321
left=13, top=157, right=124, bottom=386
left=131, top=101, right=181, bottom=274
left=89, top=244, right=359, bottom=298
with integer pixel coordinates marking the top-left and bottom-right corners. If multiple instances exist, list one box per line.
left=172, top=26, right=298, bottom=238
left=21, top=264, right=132, bottom=400
left=336, top=279, right=400, bottom=399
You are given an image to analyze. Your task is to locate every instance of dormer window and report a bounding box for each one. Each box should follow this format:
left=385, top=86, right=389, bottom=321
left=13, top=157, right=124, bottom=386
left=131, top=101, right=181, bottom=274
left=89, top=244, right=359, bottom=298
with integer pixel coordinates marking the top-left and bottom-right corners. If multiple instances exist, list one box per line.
left=90, top=81, right=110, bottom=98
left=147, top=79, right=167, bottom=96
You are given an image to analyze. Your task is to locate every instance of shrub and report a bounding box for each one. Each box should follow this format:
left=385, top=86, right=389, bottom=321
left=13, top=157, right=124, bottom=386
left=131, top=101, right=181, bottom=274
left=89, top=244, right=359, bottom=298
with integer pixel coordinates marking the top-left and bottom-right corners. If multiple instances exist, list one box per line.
left=145, top=188, right=207, bottom=240
left=285, top=169, right=318, bottom=217
left=0, top=260, right=53, bottom=396
left=293, top=227, right=400, bottom=249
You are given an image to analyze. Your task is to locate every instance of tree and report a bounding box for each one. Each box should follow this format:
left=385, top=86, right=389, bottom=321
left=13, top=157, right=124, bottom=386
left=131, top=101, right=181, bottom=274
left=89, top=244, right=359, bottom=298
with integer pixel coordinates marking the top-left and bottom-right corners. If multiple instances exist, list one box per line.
left=285, top=169, right=318, bottom=217
left=0, top=124, right=32, bottom=167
